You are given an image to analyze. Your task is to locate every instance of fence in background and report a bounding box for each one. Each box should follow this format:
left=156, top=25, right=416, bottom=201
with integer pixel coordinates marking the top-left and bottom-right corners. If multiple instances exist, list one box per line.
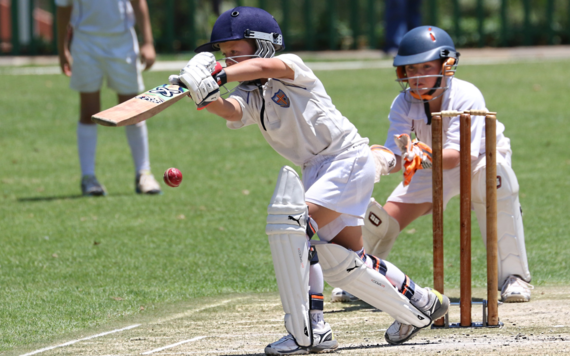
left=1, top=0, right=569, bottom=55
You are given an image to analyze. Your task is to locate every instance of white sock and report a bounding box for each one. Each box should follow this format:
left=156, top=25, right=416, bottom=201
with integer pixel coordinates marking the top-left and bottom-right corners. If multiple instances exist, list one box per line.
left=309, top=262, right=326, bottom=330
left=310, top=310, right=325, bottom=330
left=411, top=286, right=430, bottom=309
left=309, top=263, right=324, bottom=295
left=77, top=122, right=97, bottom=176
left=125, top=121, right=150, bottom=173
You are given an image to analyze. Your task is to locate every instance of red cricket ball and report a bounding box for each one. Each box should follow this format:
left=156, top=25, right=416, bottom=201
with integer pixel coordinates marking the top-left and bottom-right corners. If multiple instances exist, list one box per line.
left=164, top=167, right=183, bottom=188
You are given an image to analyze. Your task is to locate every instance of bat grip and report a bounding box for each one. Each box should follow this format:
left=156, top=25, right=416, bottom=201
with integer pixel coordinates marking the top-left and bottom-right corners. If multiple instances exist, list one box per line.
left=212, top=62, right=227, bottom=86
left=173, top=61, right=223, bottom=89
left=212, top=61, right=223, bottom=75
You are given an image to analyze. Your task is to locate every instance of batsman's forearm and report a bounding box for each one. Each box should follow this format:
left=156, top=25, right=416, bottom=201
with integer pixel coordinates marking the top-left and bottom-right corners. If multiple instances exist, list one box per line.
left=206, top=97, right=242, bottom=122
left=56, top=6, right=72, bottom=53
left=224, top=58, right=294, bottom=82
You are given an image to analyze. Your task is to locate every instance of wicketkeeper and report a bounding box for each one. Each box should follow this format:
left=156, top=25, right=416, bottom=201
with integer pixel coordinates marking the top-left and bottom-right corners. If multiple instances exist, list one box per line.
left=169, top=7, right=450, bottom=354
left=353, top=26, right=533, bottom=305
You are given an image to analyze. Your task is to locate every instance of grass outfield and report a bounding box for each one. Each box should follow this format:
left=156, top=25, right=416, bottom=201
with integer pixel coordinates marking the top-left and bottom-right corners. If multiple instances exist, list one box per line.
left=1, top=61, right=569, bottom=351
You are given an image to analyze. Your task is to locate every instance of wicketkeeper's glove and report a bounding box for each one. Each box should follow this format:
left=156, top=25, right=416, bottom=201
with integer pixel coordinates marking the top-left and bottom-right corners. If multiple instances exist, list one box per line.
left=394, top=133, right=433, bottom=186
left=168, top=53, right=226, bottom=110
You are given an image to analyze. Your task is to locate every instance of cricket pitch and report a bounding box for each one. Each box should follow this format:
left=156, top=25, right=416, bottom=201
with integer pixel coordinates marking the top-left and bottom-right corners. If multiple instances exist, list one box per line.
left=13, top=286, right=570, bottom=356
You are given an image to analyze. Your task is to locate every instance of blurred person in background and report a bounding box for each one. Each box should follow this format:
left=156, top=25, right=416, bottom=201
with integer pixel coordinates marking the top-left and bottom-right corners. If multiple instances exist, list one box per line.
left=56, top=0, right=162, bottom=196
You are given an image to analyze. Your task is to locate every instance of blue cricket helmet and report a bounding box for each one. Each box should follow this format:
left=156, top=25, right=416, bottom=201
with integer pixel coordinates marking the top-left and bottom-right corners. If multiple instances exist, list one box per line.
left=393, top=26, right=458, bottom=68
left=393, top=26, right=460, bottom=104
left=195, top=6, right=284, bottom=54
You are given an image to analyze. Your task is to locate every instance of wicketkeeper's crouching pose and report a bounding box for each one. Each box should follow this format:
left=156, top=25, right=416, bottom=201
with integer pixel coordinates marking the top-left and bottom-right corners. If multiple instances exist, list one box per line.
left=169, top=6, right=450, bottom=354
left=355, top=26, right=533, bottom=304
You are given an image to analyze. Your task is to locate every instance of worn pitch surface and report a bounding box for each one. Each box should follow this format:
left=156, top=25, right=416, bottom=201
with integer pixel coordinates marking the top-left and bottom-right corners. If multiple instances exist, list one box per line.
left=14, top=286, right=570, bottom=356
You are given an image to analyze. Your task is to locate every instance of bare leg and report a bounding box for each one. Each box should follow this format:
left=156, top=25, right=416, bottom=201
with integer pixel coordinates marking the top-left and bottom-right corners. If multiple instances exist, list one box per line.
left=307, top=202, right=363, bottom=251
left=118, top=93, right=136, bottom=103
left=79, top=91, right=100, bottom=124
left=306, top=202, right=341, bottom=228
left=77, top=92, right=105, bottom=194
left=330, top=226, right=363, bottom=252
left=383, top=201, right=432, bottom=230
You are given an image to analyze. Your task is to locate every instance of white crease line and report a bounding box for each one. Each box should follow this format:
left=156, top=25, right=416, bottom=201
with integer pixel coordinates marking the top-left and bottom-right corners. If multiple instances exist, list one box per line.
left=20, top=324, right=140, bottom=356
left=141, top=336, right=207, bottom=355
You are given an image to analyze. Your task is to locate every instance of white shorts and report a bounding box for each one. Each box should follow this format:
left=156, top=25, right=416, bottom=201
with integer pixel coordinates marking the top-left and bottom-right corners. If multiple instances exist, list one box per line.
left=387, top=149, right=512, bottom=214
left=303, top=143, right=375, bottom=241
left=69, top=29, right=144, bottom=94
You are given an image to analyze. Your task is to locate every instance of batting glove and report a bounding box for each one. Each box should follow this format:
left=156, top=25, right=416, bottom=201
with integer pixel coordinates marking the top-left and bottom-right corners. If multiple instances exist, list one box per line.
left=188, top=52, right=217, bottom=73
left=169, top=54, right=224, bottom=110
left=370, top=145, right=396, bottom=183
left=394, top=134, right=433, bottom=186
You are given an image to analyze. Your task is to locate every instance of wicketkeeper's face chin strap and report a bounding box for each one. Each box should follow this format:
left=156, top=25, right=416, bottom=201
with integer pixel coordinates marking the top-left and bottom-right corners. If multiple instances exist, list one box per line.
left=395, top=58, right=458, bottom=124
left=395, top=57, right=457, bottom=102
left=408, top=76, right=443, bottom=101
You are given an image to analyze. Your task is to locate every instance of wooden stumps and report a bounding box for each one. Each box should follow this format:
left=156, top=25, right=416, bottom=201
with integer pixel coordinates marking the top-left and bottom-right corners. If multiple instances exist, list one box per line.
left=431, top=114, right=445, bottom=327
left=459, top=114, right=472, bottom=327
left=486, top=114, right=499, bottom=326
left=431, top=110, right=499, bottom=327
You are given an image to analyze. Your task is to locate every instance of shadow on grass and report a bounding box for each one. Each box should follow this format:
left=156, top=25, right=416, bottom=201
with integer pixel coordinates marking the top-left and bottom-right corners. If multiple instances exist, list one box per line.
left=17, top=193, right=132, bottom=202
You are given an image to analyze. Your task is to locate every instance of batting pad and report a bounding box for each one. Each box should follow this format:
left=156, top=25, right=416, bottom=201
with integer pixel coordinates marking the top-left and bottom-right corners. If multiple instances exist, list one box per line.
left=472, top=161, right=531, bottom=287
left=362, top=198, right=401, bottom=260
left=266, top=166, right=312, bottom=347
left=314, top=242, right=431, bottom=328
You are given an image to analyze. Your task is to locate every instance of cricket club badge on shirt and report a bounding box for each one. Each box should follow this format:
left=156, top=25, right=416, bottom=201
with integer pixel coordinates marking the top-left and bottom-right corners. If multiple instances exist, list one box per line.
left=272, top=89, right=290, bottom=108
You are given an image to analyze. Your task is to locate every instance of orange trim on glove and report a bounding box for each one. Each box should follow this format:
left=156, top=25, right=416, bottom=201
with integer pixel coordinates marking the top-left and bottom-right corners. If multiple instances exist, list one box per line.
left=394, top=134, right=433, bottom=186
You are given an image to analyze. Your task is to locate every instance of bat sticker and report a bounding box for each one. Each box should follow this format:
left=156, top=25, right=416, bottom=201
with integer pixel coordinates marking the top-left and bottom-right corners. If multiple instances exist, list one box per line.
left=137, top=95, right=165, bottom=104
left=148, top=85, right=188, bottom=99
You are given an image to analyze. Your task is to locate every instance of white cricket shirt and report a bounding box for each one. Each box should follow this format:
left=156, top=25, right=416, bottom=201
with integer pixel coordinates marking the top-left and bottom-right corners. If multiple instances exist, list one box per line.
left=384, top=77, right=511, bottom=159
left=228, top=54, right=368, bottom=167
left=55, top=0, right=135, bottom=35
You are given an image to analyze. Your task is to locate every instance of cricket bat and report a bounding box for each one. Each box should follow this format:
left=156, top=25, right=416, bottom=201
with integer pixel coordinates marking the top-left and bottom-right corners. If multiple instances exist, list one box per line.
left=91, top=84, right=190, bottom=127
left=92, top=62, right=224, bottom=127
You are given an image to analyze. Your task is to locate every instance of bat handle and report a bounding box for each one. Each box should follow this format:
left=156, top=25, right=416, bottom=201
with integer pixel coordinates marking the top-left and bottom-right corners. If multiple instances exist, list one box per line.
left=212, top=61, right=223, bottom=75
left=176, top=62, right=223, bottom=89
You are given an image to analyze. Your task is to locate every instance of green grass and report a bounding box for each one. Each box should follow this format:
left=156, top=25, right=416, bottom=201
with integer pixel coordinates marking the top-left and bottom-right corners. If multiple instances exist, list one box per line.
left=1, top=61, right=569, bottom=351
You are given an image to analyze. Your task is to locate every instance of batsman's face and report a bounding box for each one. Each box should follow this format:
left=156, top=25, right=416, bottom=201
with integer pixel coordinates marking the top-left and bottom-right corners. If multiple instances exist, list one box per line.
left=404, top=59, right=442, bottom=93
left=219, top=40, right=257, bottom=67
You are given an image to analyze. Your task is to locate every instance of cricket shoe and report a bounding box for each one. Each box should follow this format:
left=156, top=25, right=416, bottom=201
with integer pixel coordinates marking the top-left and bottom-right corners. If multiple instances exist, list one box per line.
left=501, top=275, right=533, bottom=303
left=330, top=287, right=359, bottom=303
left=81, top=175, right=106, bottom=196
left=135, top=170, right=162, bottom=195
left=265, top=322, right=338, bottom=355
left=384, top=289, right=449, bottom=345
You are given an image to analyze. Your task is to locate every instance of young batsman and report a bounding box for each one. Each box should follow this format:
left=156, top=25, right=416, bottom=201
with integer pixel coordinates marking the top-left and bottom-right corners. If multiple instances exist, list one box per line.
left=360, top=26, right=532, bottom=304
left=56, top=0, right=162, bottom=196
left=169, top=7, right=450, bottom=354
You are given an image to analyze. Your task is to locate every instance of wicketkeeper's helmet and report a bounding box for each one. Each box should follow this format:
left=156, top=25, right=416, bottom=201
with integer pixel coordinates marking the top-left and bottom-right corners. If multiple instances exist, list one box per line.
left=393, top=26, right=459, bottom=102
left=194, top=6, right=284, bottom=59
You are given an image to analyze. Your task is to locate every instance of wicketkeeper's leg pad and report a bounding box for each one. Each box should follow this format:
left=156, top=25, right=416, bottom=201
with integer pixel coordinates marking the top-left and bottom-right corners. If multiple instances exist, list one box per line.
left=362, top=198, right=401, bottom=260
left=472, top=159, right=531, bottom=288
left=314, top=242, right=430, bottom=328
left=266, top=166, right=313, bottom=347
